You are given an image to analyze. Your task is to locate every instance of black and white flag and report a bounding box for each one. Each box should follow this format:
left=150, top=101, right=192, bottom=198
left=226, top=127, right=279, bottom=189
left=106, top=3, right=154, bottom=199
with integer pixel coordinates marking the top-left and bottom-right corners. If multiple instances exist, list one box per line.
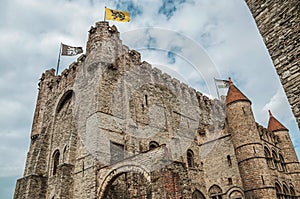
left=214, top=78, right=230, bottom=88
left=61, top=43, right=83, bottom=56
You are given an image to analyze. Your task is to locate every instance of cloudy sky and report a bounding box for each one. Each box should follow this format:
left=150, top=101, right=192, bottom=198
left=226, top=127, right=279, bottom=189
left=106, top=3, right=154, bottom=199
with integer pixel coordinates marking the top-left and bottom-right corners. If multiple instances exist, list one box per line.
left=0, top=0, right=299, bottom=198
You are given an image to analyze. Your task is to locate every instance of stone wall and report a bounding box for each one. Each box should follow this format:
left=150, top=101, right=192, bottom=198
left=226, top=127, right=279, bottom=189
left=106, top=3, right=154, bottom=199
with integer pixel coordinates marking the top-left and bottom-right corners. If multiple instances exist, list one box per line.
left=245, top=0, right=300, bottom=129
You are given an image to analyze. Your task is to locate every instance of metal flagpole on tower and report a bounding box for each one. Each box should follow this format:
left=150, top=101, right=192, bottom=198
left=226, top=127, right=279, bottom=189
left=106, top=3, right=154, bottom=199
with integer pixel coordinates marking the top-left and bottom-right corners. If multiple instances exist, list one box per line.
left=56, top=43, right=62, bottom=76
left=214, top=78, right=220, bottom=100
left=104, top=6, right=106, bottom=21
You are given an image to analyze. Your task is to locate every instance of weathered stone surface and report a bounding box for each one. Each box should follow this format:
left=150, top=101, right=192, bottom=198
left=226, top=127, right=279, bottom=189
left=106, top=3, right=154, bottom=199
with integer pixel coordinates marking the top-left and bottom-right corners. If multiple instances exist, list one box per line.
left=245, top=0, right=300, bottom=130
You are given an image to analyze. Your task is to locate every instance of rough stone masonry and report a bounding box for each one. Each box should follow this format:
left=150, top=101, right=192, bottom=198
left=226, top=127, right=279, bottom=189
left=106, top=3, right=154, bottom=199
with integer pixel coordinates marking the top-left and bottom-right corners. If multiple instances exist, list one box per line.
left=245, top=0, right=300, bottom=130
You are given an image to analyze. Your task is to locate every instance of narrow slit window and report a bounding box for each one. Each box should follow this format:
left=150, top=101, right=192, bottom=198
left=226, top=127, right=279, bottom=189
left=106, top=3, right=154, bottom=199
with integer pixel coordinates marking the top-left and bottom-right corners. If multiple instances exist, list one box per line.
left=145, top=95, right=148, bottom=106
left=227, top=155, right=232, bottom=167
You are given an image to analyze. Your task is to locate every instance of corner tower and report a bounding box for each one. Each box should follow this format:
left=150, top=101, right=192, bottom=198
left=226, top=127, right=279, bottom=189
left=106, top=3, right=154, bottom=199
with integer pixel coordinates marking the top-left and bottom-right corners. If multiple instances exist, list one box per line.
left=268, top=111, right=300, bottom=194
left=225, top=78, right=276, bottom=198
left=268, top=110, right=299, bottom=170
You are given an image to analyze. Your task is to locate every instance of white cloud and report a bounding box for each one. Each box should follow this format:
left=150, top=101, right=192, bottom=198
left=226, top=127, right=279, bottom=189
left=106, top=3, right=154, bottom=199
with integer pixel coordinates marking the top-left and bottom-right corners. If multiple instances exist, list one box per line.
left=0, top=0, right=299, bottom=198
left=262, top=87, right=295, bottom=125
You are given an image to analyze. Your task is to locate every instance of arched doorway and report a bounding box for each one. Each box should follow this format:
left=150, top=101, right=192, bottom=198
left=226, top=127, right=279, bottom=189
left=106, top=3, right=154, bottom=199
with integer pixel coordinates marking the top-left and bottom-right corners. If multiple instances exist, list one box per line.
left=102, top=171, right=151, bottom=199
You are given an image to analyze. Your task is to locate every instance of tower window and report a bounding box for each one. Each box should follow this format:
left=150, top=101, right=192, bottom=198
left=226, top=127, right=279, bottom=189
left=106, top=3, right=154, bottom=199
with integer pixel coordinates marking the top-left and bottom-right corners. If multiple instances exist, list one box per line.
left=145, top=94, right=148, bottom=106
left=261, top=175, right=265, bottom=185
left=192, top=190, right=205, bottom=199
left=275, top=183, right=282, bottom=199
left=272, top=150, right=279, bottom=170
left=209, top=185, right=223, bottom=199
left=52, top=150, right=60, bottom=175
left=187, top=150, right=194, bottom=168
left=253, top=146, right=256, bottom=154
left=228, top=178, right=232, bottom=185
left=149, top=141, right=159, bottom=150
left=279, top=154, right=287, bottom=172
left=110, top=141, right=124, bottom=164
left=227, top=155, right=232, bottom=167
left=290, top=186, right=296, bottom=199
left=56, top=90, right=73, bottom=113
left=264, top=147, right=272, bottom=168
left=283, top=184, right=289, bottom=198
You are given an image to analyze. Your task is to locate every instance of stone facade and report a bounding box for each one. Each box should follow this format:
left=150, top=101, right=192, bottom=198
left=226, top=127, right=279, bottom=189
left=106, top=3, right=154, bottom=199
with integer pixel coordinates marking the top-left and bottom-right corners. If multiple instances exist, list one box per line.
left=14, top=22, right=299, bottom=199
left=245, top=0, right=300, bottom=129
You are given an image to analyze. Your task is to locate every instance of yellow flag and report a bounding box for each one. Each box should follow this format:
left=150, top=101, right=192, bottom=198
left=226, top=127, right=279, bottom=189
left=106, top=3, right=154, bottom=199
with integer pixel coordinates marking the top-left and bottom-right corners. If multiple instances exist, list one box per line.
left=105, top=8, right=130, bottom=22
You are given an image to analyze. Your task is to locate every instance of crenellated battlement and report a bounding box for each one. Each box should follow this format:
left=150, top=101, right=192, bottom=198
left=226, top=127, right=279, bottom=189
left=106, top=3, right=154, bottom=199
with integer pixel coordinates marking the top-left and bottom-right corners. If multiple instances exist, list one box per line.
left=33, top=21, right=226, bottom=142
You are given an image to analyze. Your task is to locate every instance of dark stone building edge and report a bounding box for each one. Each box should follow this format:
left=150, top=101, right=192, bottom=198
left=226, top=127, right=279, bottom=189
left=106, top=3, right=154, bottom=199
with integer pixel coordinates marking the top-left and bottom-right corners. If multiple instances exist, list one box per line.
left=245, top=0, right=300, bottom=129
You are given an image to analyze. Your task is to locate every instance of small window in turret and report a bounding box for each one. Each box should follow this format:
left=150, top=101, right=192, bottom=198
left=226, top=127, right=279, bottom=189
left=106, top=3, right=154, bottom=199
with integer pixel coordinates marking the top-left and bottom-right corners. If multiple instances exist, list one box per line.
left=145, top=94, right=148, bottom=106
left=227, top=155, right=232, bottom=167
left=242, top=106, right=246, bottom=114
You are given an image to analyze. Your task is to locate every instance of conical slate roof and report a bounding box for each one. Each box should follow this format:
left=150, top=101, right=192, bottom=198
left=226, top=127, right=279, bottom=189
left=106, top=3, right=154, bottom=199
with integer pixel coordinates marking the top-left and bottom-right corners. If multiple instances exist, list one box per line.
left=226, top=78, right=251, bottom=106
left=267, top=110, right=288, bottom=132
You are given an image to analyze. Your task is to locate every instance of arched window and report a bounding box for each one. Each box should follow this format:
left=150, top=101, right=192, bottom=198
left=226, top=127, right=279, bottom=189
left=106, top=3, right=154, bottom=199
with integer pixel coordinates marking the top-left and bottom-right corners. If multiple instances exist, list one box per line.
left=290, top=186, right=297, bottom=199
left=63, top=145, right=68, bottom=163
left=53, top=150, right=60, bottom=175
left=283, top=184, right=289, bottom=199
left=279, top=154, right=287, bottom=172
left=275, top=183, right=282, bottom=199
left=272, top=150, right=279, bottom=170
left=192, top=190, right=205, bottom=199
left=209, top=185, right=223, bottom=199
left=229, top=190, right=243, bottom=199
left=56, top=90, right=73, bottom=113
left=264, top=147, right=272, bottom=168
left=187, top=150, right=194, bottom=168
left=149, top=141, right=159, bottom=150
left=227, top=155, right=232, bottom=167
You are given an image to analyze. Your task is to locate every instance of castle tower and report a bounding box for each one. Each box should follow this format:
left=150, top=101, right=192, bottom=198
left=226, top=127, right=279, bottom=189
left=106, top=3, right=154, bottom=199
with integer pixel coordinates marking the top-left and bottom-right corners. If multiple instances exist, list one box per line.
left=225, top=78, right=276, bottom=199
left=267, top=110, right=300, bottom=194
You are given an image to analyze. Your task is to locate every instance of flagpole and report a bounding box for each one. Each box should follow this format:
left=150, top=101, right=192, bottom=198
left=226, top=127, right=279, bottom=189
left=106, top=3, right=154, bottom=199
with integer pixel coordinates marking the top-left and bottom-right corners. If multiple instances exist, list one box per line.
left=104, top=6, right=106, bottom=21
left=56, top=43, right=62, bottom=76
left=214, top=78, right=220, bottom=100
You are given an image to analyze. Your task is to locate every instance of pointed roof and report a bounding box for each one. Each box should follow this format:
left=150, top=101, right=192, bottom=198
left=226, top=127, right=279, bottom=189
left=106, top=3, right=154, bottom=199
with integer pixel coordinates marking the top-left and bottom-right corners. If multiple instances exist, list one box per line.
left=267, top=110, right=288, bottom=132
left=226, top=77, right=251, bottom=106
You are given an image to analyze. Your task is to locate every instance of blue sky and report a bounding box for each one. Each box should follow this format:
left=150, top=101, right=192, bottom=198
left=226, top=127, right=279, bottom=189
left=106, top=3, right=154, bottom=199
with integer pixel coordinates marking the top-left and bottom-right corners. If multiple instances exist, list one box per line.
left=0, top=0, right=299, bottom=198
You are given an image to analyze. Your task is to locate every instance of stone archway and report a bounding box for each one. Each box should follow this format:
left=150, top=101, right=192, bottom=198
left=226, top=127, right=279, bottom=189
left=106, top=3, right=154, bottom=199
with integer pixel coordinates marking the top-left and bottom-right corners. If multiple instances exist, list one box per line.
left=102, top=172, right=151, bottom=199
left=98, top=165, right=152, bottom=199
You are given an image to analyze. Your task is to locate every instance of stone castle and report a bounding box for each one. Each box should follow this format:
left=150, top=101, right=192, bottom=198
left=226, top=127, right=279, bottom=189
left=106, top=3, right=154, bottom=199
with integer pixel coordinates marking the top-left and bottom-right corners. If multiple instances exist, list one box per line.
left=14, top=21, right=299, bottom=199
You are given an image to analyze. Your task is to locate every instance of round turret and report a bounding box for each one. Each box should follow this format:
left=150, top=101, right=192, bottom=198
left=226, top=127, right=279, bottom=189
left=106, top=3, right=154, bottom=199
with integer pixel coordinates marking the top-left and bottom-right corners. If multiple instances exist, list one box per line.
left=85, top=21, right=127, bottom=63
left=226, top=78, right=276, bottom=199
left=267, top=110, right=299, bottom=173
left=226, top=77, right=251, bottom=106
